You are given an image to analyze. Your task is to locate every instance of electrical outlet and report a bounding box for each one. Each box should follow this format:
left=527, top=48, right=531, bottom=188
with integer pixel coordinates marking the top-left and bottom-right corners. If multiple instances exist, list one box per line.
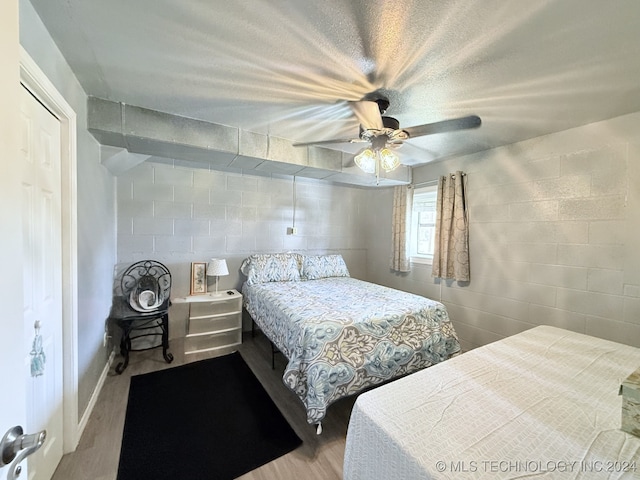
left=287, top=227, right=298, bottom=235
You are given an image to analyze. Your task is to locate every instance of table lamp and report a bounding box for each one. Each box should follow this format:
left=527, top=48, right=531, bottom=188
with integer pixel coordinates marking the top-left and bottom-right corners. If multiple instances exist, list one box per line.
left=207, top=258, right=229, bottom=295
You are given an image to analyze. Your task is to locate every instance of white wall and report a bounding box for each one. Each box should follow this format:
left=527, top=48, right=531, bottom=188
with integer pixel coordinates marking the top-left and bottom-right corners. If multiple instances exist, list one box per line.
left=116, top=159, right=369, bottom=335
left=20, top=0, right=117, bottom=419
left=366, top=112, right=640, bottom=352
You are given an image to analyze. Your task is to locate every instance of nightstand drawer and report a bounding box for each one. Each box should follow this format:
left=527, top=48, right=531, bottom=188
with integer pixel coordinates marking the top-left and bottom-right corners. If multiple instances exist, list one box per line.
left=189, top=298, right=241, bottom=318
left=185, top=330, right=241, bottom=354
left=187, top=313, right=240, bottom=335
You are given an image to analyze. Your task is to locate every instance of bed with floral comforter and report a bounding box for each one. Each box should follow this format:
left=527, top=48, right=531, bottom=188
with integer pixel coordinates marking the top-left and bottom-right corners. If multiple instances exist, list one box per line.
left=241, top=253, right=461, bottom=426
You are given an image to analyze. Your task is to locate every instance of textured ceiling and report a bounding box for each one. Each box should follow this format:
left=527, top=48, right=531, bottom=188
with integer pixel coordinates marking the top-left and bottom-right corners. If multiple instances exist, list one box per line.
left=28, top=0, right=640, bottom=166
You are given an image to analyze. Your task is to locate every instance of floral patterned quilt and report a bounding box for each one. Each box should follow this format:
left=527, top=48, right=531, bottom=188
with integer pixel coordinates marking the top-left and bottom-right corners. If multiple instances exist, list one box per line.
left=242, top=277, right=461, bottom=425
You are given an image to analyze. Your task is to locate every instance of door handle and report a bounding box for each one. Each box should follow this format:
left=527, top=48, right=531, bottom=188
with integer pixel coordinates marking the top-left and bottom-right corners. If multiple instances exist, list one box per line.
left=1, top=426, right=46, bottom=479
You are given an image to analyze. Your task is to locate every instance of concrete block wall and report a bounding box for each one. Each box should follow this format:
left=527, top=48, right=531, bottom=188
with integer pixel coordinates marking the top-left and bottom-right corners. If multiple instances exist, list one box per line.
left=116, top=158, right=369, bottom=336
left=365, top=111, right=640, bottom=351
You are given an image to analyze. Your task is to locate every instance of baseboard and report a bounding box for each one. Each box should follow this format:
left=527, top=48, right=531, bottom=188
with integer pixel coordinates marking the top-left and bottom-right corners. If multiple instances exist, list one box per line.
left=76, top=349, right=115, bottom=442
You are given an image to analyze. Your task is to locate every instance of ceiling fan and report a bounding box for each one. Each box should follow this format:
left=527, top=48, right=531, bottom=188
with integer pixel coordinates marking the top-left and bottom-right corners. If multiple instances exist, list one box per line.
left=292, top=95, right=481, bottom=175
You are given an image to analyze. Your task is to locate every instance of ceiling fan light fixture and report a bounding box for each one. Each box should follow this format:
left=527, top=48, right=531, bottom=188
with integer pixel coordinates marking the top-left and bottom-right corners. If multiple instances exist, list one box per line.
left=354, top=148, right=376, bottom=174
left=378, top=148, right=400, bottom=172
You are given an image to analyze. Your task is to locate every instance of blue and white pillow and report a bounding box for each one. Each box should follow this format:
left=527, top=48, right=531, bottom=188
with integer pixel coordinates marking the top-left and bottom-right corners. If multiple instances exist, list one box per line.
left=302, top=254, right=350, bottom=280
left=242, top=253, right=302, bottom=285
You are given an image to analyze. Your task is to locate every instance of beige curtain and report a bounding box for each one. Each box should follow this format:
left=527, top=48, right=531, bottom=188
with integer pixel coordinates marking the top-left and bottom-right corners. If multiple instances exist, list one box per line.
left=390, top=185, right=413, bottom=272
left=432, top=171, right=470, bottom=281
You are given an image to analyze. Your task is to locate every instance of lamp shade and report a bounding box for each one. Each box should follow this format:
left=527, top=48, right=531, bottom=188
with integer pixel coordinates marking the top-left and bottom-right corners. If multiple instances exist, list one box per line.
left=379, top=148, right=400, bottom=172
left=207, top=258, right=229, bottom=277
left=354, top=146, right=401, bottom=175
left=354, top=148, right=376, bottom=174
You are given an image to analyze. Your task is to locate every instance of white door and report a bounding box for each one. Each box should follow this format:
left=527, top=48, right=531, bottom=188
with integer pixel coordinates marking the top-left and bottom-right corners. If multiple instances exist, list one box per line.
left=18, top=85, right=64, bottom=480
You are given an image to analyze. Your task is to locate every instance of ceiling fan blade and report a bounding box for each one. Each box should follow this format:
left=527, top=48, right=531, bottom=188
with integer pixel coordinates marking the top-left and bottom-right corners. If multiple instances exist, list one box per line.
left=293, top=99, right=386, bottom=148
left=292, top=138, right=367, bottom=147
left=350, top=100, right=384, bottom=130
left=402, top=115, right=481, bottom=139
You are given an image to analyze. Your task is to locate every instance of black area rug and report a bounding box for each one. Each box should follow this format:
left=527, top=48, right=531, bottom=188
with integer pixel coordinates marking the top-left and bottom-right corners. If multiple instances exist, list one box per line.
left=117, top=352, right=302, bottom=480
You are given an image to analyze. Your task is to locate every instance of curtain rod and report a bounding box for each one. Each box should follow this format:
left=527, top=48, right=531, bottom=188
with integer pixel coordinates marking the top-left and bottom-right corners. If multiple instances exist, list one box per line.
left=412, top=172, right=465, bottom=189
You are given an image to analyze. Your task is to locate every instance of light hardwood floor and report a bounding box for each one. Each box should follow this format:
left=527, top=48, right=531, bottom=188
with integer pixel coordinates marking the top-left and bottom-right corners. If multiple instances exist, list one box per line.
left=51, top=332, right=355, bottom=480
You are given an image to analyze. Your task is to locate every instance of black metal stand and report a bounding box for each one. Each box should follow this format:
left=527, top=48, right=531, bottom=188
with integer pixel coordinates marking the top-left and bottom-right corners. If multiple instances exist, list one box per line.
left=109, top=260, right=174, bottom=374
left=114, top=312, right=173, bottom=374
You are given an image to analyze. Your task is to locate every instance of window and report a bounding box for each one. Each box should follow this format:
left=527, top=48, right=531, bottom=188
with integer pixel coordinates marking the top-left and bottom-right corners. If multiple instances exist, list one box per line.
left=410, top=185, right=437, bottom=264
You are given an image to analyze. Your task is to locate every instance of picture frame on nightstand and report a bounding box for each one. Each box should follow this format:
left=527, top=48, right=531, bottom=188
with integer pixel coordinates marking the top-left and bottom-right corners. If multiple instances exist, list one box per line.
left=190, top=262, right=207, bottom=295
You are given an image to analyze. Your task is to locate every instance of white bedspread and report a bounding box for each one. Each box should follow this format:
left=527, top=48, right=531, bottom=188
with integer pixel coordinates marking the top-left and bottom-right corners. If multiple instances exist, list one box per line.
left=344, top=326, right=640, bottom=479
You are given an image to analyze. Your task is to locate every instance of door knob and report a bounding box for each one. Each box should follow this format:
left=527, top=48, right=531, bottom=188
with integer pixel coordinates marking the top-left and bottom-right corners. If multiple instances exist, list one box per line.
left=0, top=426, right=47, bottom=478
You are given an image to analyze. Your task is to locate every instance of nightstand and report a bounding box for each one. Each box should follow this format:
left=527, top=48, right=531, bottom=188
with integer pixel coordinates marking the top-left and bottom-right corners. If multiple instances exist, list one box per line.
left=173, top=290, right=243, bottom=356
